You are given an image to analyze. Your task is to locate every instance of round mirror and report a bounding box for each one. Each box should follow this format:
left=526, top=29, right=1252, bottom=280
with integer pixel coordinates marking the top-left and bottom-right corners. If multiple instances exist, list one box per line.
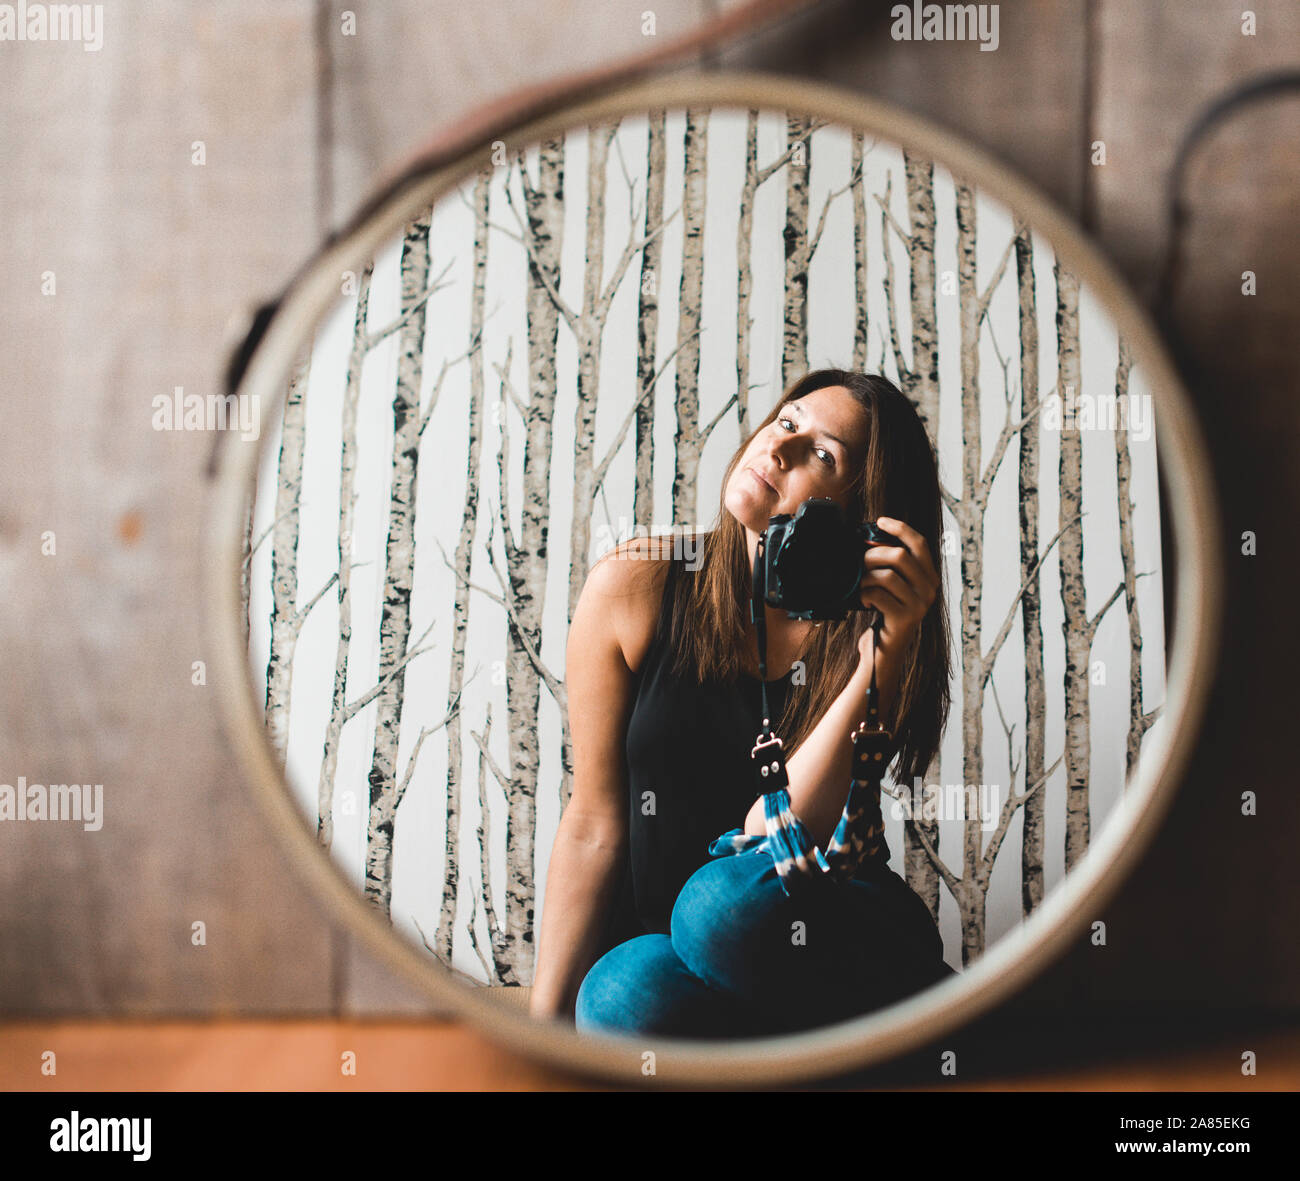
left=205, top=73, right=1219, bottom=1086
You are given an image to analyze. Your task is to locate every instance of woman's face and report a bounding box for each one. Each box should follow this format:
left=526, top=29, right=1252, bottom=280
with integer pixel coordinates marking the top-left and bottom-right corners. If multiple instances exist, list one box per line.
left=724, top=385, right=869, bottom=536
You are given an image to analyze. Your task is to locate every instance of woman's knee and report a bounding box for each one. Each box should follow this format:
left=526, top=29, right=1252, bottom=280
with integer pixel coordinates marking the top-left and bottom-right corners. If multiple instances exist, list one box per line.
left=574, top=934, right=736, bottom=1037
left=574, top=937, right=657, bottom=1033
left=670, top=852, right=797, bottom=992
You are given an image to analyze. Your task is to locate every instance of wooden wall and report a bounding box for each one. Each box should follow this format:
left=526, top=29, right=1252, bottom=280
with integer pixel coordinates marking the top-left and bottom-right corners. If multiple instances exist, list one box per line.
left=1, top=0, right=1296, bottom=1070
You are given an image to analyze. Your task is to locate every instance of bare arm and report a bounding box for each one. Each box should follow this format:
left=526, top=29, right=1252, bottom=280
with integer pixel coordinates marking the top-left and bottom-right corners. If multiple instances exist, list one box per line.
left=528, top=550, right=652, bottom=1023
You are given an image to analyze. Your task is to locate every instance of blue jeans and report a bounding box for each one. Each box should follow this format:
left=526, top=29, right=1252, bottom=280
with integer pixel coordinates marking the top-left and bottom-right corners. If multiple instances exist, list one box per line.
left=575, top=846, right=952, bottom=1040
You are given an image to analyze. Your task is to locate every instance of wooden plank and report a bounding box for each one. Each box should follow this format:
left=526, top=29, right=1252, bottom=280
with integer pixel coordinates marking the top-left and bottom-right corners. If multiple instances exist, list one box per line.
left=322, top=0, right=719, bottom=228
left=0, top=0, right=338, bottom=1013
left=1, top=1018, right=1294, bottom=1090
left=719, top=0, right=1090, bottom=216
left=0, top=1019, right=600, bottom=1091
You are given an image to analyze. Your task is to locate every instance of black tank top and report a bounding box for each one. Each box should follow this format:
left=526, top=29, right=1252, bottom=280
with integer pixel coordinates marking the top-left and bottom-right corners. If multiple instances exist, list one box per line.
left=591, top=549, right=893, bottom=960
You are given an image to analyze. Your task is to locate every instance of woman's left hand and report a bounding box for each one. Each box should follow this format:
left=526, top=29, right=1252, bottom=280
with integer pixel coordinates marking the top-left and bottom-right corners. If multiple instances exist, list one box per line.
left=856, top=515, right=940, bottom=666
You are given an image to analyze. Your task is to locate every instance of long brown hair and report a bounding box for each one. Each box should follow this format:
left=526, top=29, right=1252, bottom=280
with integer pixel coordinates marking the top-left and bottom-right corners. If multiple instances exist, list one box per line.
left=656, top=368, right=951, bottom=784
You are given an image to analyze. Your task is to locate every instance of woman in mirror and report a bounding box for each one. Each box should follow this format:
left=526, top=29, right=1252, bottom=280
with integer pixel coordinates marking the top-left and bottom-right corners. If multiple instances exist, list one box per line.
left=529, top=367, right=955, bottom=1039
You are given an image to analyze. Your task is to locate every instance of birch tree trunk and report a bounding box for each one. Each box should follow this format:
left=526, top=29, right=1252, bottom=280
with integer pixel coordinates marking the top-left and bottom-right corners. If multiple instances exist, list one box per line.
left=672, top=108, right=708, bottom=527
left=634, top=110, right=664, bottom=528
left=1050, top=265, right=1133, bottom=874
left=316, top=264, right=372, bottom=851
left=736, top=111, right=818, bottom=435
left=1055, top=259, right=1091, bottom=873
left=901, top=251, right=1119, bottom=938
left=1015, top=217, right=1047, bottom=917
left=782, top=114, right=811, bottom=390
left=496, top=139, right=565, bottom=981
left=875, top=158, right=938, bottom=437
left=850, top=131, right=869, bottom=371
left=470, top=710, right=504, bottom=982
left=264, top=352, right=310, bottom=766
left=736, top=109, right=760, bottom=439
left=903, top=761, right=943, bottom=924
left=903, top=152, right=939, bottom=436
left=495, top=120, right=662, bottom=965
left=877, top=159, right=944, bottom=922
left=240, top=485, right=255, bottom=653
left=1113, top=336, right=1159, bottom=777
left=953, top=183, right=989, bottom=964
left=313, top=255, right=456, bottom=853
left=510, top=115, right=675, bottom=835
left=518, top=123, right=668, bottom=627
left=892, top=156, right=944, bottom=922
left=567, top=123, right=617, bottom=625
left=888, top=182, right=1022, bottom=958
left=437, top=167, right=490, bottom=961
left=498, top=126, right=675, bottom=881
left=364, top=211, right=433, bottom=916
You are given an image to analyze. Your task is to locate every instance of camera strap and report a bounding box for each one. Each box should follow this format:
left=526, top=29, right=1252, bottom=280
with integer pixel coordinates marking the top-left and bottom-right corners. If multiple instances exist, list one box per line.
left=824, top=614, right=892, bottom=882
left=722, top=535, right=892, bottom=895
left=750, top=533, right=780, bottom=747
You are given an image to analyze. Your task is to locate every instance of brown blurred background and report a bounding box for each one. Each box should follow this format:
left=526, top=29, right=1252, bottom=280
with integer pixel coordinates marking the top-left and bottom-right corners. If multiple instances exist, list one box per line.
left=0, top=0, right=1296, bottom=1089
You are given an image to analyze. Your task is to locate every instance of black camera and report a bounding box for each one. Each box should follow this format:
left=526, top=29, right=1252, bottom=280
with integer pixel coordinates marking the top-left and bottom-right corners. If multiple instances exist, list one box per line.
left=756, top=497, right=900, bottom=622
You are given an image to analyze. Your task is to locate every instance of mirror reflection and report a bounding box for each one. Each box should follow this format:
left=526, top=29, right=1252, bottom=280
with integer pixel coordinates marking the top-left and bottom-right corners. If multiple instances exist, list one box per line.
left=244, top=105, right=1167, bottom=1041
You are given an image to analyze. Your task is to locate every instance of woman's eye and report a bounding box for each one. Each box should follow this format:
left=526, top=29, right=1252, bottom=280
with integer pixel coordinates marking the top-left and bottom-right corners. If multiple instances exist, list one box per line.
left=776, top=417, right=834, bottom=466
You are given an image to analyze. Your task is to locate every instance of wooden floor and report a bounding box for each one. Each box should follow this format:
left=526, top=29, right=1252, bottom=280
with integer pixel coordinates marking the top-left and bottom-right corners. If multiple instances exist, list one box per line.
left=2, top=1020, right=1296, bottom=1091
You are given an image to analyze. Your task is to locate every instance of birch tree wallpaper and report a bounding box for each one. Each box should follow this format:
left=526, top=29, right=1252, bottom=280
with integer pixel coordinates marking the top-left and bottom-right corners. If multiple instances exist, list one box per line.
left=245, top=106, right=1166, bottom=995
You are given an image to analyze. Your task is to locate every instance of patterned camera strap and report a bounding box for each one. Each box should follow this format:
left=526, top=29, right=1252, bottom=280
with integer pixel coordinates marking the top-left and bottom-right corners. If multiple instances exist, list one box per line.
left=707, top=535, right=893, bottom=896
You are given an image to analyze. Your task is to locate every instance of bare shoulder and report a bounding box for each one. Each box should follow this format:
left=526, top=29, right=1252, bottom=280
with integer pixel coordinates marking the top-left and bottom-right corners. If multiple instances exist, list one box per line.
left=582, top=534, right=694, bottom=675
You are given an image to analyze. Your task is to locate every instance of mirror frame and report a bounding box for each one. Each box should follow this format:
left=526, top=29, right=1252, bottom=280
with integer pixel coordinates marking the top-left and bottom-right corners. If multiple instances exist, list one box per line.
left=204, top=70, right=1221, bottom=1088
